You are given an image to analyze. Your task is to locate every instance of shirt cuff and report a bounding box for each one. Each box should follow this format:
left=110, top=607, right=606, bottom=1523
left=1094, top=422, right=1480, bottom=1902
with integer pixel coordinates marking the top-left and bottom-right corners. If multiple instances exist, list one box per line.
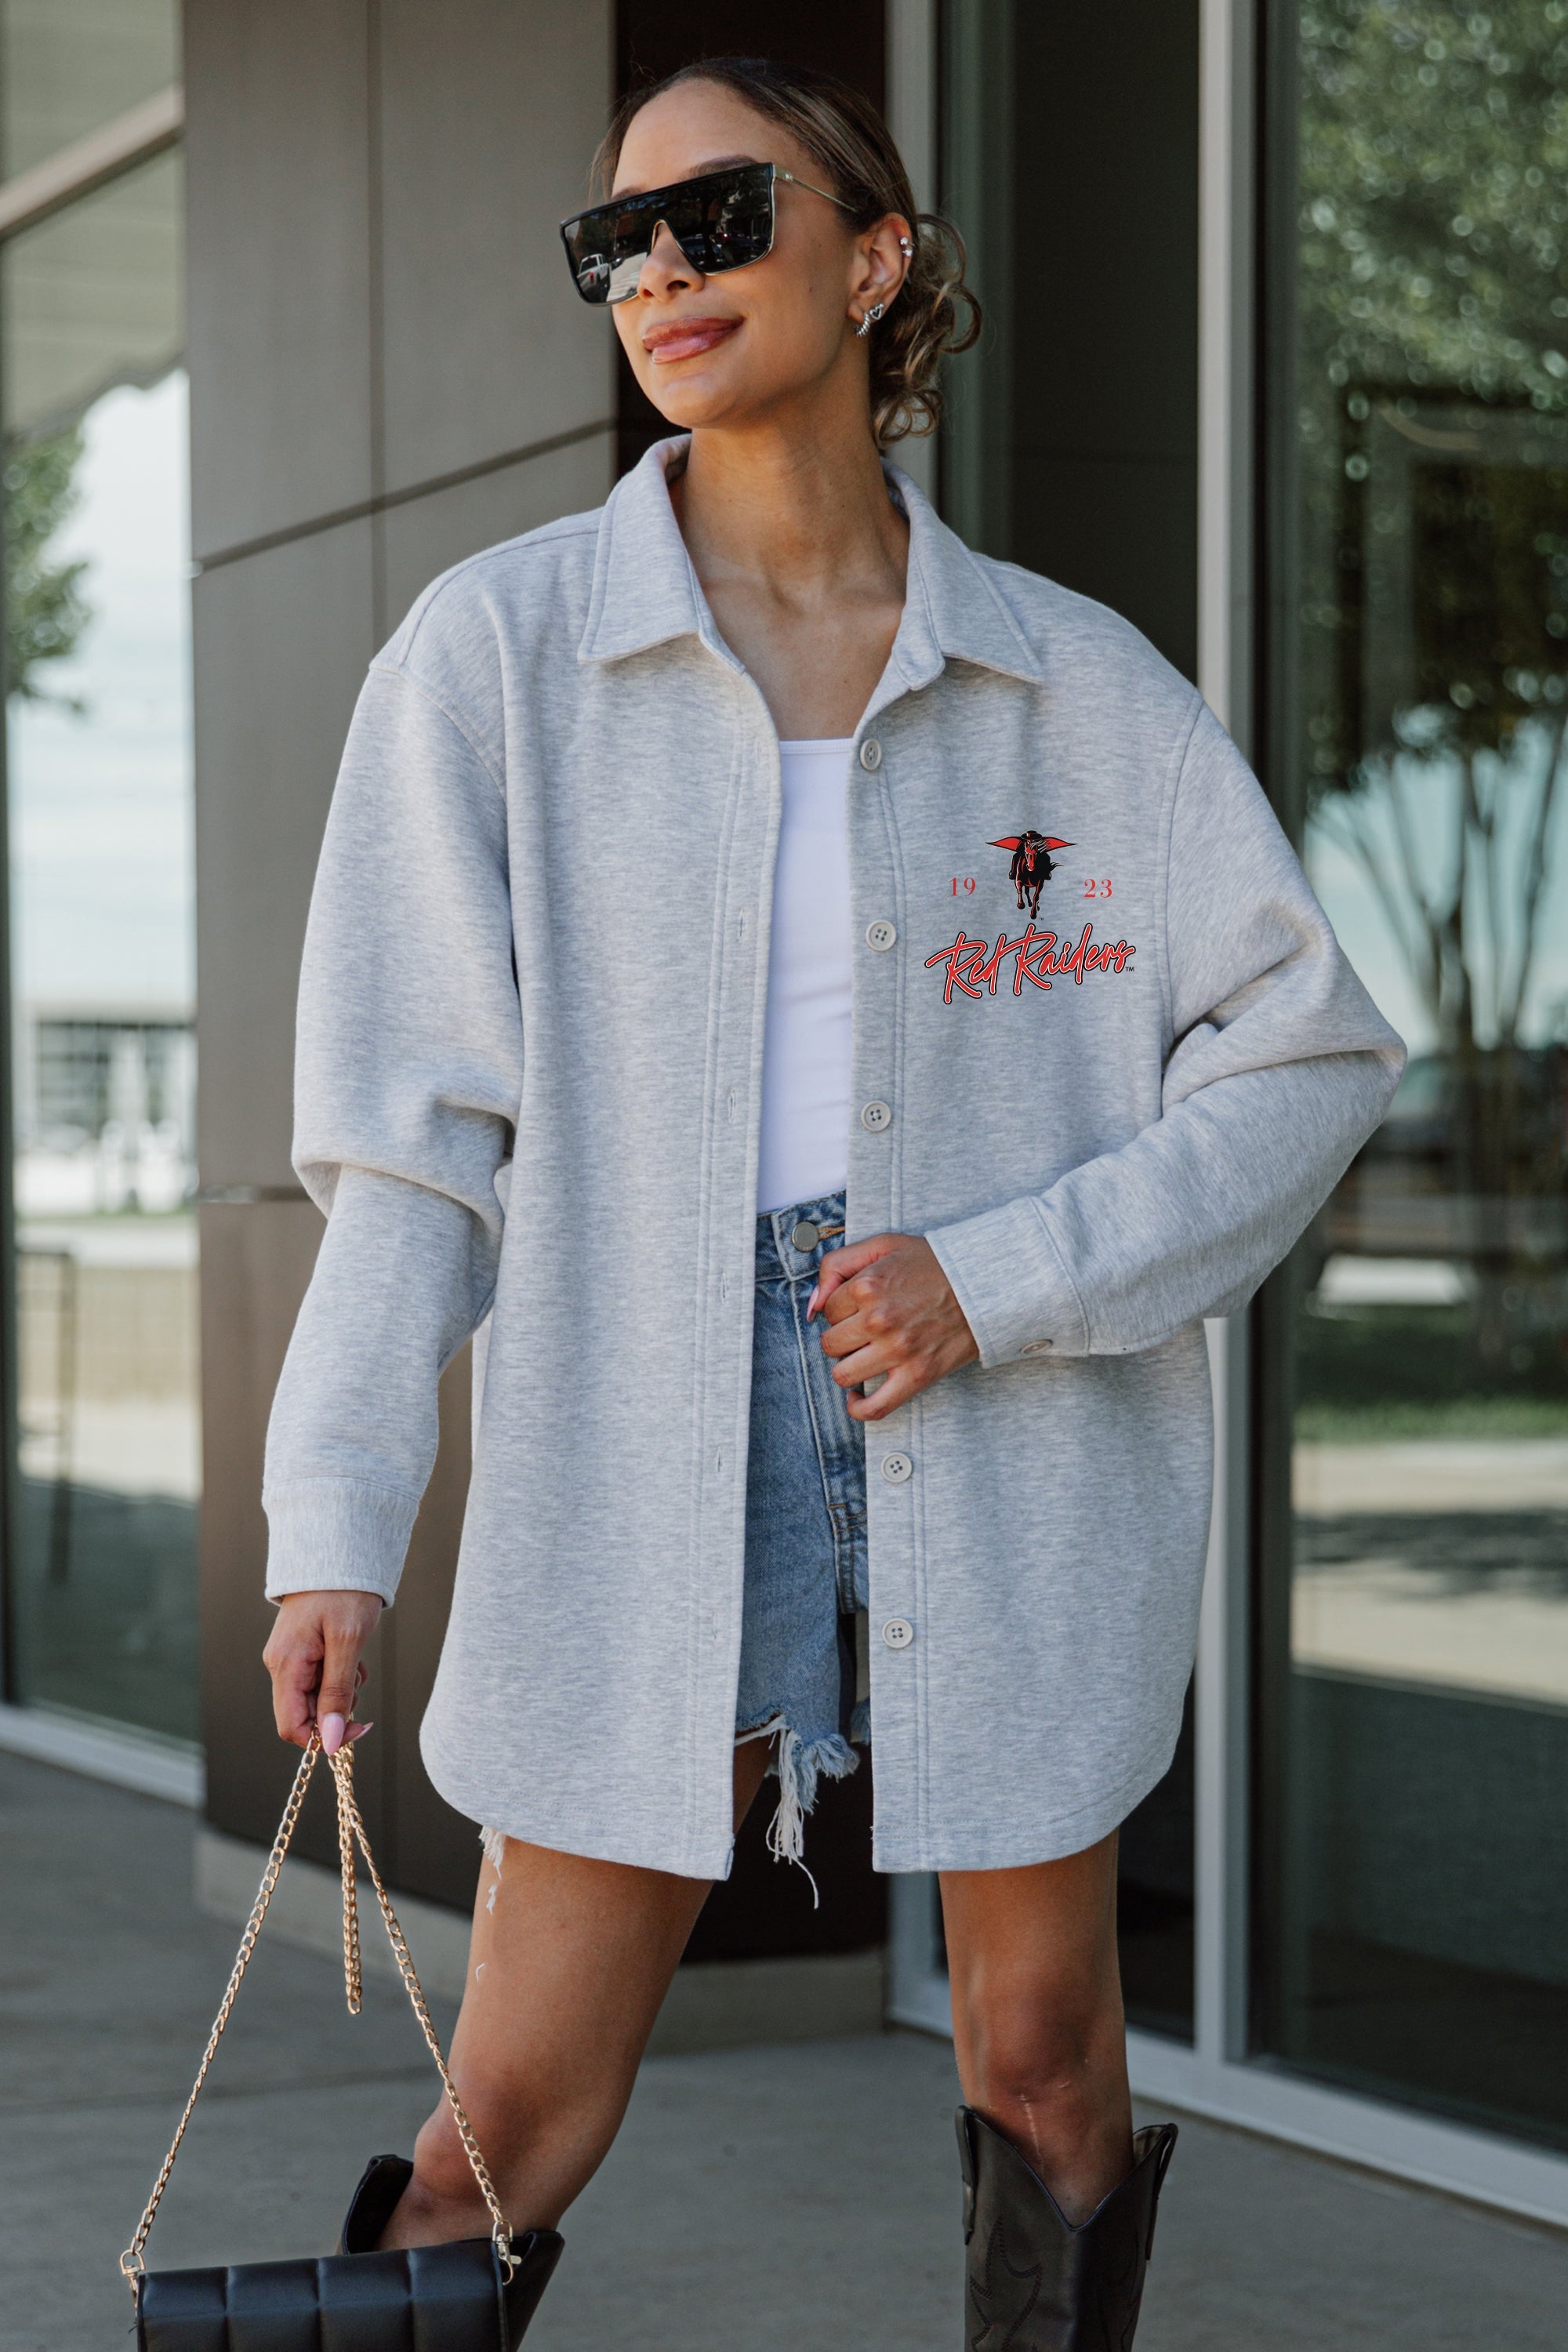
left=262, top=1476, right=419, bottom=1605
left=925, top=1194, right=1091, bottom=1367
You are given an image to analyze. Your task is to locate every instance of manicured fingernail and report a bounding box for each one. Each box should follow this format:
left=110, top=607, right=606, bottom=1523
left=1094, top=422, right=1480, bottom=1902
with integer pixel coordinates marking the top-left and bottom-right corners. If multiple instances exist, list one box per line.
left=807, top=1285, right=820, bottom=1317
left=321, top=1712, right=346, bottom=1755
left=346, top=1721, right=373, bottom=1742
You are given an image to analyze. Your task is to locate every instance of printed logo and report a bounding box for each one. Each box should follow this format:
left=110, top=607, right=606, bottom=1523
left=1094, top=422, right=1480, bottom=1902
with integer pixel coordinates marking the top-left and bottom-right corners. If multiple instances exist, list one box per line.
left=924, top=829, right=1136, bottom=1004
left=989, top=830, right=1072, bottom=918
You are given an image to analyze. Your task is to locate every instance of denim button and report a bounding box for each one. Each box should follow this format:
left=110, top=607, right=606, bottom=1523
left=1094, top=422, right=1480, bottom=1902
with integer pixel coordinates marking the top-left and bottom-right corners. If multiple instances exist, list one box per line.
left=865, top=919, right=896, bottom=950
left=861, top=1099, right=892, bottom=1132
left=790, top=1220, right=820, bottom=1250
left=858, top=738, right=883, bottom=771
left=882, top=1617, right=914, bottom=1650
left=880, top=1452, right=913, bottom=1484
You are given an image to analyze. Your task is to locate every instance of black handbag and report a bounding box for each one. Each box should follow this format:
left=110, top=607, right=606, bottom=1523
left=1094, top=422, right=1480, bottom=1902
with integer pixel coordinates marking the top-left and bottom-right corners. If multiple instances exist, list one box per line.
left=121, top=1730, right=563, bottom=2350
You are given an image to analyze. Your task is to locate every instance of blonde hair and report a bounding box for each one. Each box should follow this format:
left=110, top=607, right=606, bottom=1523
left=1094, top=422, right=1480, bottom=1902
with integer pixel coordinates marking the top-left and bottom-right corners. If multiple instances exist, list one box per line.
left=597, top=56, right=981, bottom=448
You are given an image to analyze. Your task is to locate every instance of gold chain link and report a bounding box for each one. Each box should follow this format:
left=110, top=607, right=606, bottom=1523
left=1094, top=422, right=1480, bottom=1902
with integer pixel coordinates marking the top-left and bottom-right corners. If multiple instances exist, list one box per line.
left=336, top=1740, right=361, bottom=2012
left=325, top=1744, right=516, bottom=2277
left=120, top=1732, right=515, bottom=2299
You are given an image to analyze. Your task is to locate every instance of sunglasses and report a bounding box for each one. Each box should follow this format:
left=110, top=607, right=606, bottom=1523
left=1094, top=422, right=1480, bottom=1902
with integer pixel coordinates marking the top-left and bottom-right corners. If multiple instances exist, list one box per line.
left=560, top=160, right=851, bottom=307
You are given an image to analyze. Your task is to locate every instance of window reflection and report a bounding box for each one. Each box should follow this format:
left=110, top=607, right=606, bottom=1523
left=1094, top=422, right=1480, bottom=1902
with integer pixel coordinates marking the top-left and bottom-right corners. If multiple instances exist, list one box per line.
left=4, top=151, right=196, bottom=1746
left=0, top=1, right=180, bottom=180
left=1264, top=0, right=1568, bottom=2147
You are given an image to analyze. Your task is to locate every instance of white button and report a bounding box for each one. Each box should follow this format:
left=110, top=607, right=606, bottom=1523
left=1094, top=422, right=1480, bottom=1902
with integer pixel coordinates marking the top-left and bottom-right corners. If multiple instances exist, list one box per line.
left=861, top=1099, right=893, bottom=1132
left=1018, top=1338, right=1054, bottom=1356
left=865, top=919, right=897, bottom=950
left=882, top=1617, right=914, bottom=1650
left=880, top=1451, right=913, bottom=1484
left=858, top=738, right=884, bottom=771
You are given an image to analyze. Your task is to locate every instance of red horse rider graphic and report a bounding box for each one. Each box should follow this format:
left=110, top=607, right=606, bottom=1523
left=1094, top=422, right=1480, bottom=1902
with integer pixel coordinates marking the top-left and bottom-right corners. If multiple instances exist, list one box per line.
left=991, top=830, right=1073, bottom=919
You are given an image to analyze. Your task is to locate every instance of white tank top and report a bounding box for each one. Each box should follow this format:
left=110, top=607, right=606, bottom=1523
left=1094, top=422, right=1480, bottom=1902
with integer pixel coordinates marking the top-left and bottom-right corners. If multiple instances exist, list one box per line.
left=756, top=738, right=855, bottom=1214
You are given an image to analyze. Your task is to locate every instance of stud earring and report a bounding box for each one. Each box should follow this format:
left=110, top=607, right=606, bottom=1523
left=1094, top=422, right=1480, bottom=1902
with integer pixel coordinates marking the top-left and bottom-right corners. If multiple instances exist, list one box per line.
left=898, top=235, right=913, bottom=256
left=855, top=301, right=886, bottom=339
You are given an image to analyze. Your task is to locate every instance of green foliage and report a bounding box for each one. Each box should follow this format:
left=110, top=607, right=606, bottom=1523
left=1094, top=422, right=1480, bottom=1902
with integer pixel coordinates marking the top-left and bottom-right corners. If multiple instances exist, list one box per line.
left=1299, top=1297, right=1568, bottom=1406
left=1298, top=0, right=1568, bottom=771
left=1297, top=3, right=1568, bottom=1054
left=1295, top=1394, right=1568, bottom=1436
left=4, top=427, right=89, bottom=705
left=1300, top=0, right=1568, bottom=409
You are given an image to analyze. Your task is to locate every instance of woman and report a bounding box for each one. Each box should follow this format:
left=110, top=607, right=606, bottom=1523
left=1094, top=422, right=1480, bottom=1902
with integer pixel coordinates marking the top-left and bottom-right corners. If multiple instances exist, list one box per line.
left=260, top=56, right=1403, bottom=2347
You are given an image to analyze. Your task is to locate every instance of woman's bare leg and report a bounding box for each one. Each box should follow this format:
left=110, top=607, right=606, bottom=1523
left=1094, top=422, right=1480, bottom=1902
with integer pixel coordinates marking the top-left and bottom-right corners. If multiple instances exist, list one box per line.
left=383, top=1740, right=774, bottom=2246
left=940, top=1831, right=1134, bottom=2226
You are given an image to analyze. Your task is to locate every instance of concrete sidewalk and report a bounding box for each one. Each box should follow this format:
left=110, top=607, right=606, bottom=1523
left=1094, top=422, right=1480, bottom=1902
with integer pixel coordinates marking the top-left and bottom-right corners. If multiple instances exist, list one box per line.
left=3, top=1748, right=1566, bottom=2350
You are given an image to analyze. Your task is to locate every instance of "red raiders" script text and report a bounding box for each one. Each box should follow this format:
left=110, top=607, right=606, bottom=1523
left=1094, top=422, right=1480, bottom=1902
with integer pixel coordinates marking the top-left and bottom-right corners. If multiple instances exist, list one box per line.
left=923, top=920, right=1135, bottom=1004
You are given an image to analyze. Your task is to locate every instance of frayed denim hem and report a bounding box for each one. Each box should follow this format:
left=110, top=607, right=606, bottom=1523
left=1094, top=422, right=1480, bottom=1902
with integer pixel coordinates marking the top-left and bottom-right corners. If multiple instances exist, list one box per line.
left=476, top=1715, right=862, bottom=1907
left=477, top=1823, right=506, bottom=1911
left=735, top=1715, right=860, bottom=1905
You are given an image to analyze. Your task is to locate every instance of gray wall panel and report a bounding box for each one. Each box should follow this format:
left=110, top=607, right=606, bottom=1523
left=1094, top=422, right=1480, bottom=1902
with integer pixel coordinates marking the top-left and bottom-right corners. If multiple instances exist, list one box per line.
left=185, top=0, right=374, bottom=557
left=377, top=0, right=615, bottom=497
left=198, top=1199, right=330, bottom=1852
left=378, top=428, right=614, bottom=620
left=194, top=521, right=376, bottom=1192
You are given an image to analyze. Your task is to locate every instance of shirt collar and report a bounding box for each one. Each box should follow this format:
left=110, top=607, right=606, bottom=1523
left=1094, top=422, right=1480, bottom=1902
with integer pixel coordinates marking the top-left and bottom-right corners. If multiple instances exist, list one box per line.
left=578, top=435, right=1045, bottom=691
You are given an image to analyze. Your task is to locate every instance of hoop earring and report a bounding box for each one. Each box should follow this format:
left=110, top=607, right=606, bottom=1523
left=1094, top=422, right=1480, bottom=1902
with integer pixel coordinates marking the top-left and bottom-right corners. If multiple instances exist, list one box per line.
left=855, top=301, right=886, bottom=339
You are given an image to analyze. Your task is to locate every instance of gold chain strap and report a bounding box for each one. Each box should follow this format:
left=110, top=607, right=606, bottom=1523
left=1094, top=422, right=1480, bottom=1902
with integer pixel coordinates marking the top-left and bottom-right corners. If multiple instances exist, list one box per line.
left=120, top=1732, right=515, bottom=2299
left=325, top=1740, right=516, bottom=2279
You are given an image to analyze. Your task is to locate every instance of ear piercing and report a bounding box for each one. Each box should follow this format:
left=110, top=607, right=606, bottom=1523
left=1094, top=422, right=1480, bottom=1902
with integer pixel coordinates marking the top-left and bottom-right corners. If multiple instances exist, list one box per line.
left=856, top=235, right=912, bottom=336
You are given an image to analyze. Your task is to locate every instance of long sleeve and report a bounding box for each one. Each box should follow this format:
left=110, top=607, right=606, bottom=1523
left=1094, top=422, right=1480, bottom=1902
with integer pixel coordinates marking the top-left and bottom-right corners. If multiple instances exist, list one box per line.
left=262, top=659, right=524, bottom=1602
left=927, top=700, right=1406, bottom=1367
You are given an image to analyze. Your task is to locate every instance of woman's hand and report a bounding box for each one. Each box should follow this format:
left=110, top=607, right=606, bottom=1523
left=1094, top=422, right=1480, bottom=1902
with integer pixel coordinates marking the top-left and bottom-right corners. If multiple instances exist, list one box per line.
left=810, top=1232, right=978, bottom=1421
left=263, top=1589, right=383, bottom=1751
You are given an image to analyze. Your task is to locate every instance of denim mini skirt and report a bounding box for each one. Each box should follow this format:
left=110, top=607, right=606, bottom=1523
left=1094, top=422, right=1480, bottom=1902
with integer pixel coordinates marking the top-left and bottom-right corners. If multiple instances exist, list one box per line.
left=735, top=1187, right=870, bottom=1878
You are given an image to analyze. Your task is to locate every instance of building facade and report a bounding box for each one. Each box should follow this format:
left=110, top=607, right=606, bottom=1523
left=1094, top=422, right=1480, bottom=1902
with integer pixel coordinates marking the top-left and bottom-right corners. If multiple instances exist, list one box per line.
left=1, top=0, right=1566, bottom=2223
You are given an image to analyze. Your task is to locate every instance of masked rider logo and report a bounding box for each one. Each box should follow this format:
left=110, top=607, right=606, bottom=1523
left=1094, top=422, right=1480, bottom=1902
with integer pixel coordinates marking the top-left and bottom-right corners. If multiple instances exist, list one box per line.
left=989, top=831, right=1073, bottom=920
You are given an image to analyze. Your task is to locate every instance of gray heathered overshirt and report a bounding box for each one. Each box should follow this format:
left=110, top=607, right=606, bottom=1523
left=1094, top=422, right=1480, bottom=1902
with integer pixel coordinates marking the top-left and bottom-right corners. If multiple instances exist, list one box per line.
left=263, top=437, right=1403, bottom=1878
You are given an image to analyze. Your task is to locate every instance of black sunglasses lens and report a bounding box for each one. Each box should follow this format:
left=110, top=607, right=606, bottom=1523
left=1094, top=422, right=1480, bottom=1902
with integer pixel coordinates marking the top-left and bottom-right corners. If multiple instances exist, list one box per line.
left=561, top=165, right=775, bottom=304
left=699, top=176, right=775, bottom=270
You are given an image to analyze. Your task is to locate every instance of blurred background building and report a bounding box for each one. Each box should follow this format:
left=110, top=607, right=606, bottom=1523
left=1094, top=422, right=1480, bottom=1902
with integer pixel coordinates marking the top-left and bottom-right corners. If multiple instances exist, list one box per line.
left=0, top=0, right=1564, bottom=2228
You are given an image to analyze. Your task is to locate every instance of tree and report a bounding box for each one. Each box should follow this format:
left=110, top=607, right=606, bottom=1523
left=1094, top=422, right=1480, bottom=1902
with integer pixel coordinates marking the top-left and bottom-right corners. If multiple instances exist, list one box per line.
left=1295, top=2, right=1568, bottom=1349
left=4, top=426, right=89, bottom=706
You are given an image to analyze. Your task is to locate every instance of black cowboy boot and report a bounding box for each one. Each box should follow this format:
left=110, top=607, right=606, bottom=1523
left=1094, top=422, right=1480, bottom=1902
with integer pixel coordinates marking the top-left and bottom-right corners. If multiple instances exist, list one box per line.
left=340, top=2154, right=564, bottom=2344
left=956, top=2107, right=1178, bottom=2350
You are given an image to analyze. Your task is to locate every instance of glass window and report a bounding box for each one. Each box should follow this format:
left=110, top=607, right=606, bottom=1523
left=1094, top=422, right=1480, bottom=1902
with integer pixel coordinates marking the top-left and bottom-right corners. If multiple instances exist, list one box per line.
left=0, top=1, right=180, bottom=181
left=1258, top=1, right=1568, bottom=2148
left=3, top=146, right=195, bottom=1748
